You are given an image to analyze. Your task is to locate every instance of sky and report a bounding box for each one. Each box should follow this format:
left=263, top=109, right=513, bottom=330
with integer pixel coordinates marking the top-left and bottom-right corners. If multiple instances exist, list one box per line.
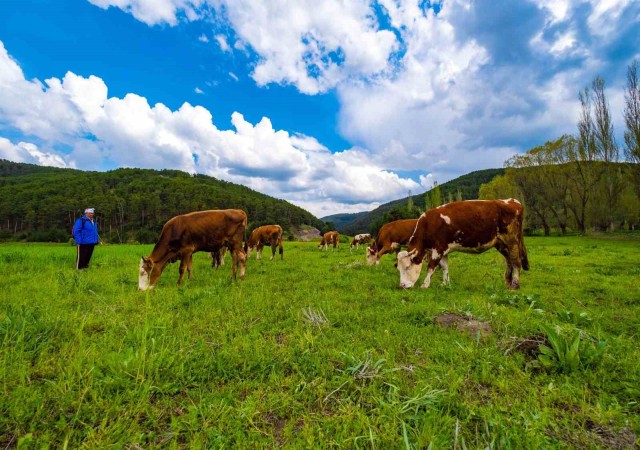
left=0, top=1, right=638, bottom=217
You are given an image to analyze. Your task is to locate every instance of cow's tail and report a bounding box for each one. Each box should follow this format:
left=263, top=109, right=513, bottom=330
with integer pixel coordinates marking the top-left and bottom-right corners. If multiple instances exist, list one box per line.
left=520, top=239, right=529, bottom=271
left=518, top=217, right=529, bottom=271
left=278, top=227, right=284, bottom=259
left=242, top=216, right=248, bottom=254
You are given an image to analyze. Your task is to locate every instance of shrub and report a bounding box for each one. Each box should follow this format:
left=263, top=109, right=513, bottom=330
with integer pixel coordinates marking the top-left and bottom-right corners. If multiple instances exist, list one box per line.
left=135, top=228, right=158, bottom=244
left=26, top=229, right=69, bottom=242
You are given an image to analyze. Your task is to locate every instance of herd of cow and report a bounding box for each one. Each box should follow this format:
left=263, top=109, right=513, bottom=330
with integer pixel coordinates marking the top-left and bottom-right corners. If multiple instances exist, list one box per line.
left=138, top=199, right=529, bottom=291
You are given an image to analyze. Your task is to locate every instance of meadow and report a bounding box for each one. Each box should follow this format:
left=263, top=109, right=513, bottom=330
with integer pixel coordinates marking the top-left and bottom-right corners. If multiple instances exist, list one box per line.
left=1, top=235, right=639, bottom=448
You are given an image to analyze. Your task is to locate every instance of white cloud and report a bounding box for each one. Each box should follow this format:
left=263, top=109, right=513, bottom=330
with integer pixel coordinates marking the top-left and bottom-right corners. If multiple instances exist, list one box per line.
left=210, top=0, right=398, bottom=94
left=0, top=40, right=420, bottom=216
left=194, top=87, right=204, bottom=94
left=198, top=34, right=209, bottom=43
left=228, top=72, right=238, bottom=81
left=87, top=0, right=205, bottom=26
left=0, top=137, right=67, bottom=168
left=587, top=0, right=632, bottom=38
left=214, top=34, right=230, bottom=52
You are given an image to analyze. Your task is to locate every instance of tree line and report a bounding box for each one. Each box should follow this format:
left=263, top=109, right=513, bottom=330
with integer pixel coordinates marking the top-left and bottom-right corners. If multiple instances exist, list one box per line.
left=480, top=61, right=640, bottom=234
left=0, top=162, right=325, bottom=243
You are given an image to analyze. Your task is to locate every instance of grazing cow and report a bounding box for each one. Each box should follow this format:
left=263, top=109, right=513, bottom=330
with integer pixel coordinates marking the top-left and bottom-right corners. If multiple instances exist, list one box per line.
left=210, top=246, right=227, bottom=268
left=139, top=209, right=247, bottom=290
left=366, top=219, right=418, bottom=265
left=396, top=199, right=529, bottom=290
left=350, top=233, right=372, bottom=252
left=318, top=231, right=340, bottom=251
left=245, top=225, right=284, bottom=260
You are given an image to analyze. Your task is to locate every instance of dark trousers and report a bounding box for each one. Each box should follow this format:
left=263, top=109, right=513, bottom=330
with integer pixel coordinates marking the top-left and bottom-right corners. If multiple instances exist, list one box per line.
left=76, top=244, right=96, bottom=270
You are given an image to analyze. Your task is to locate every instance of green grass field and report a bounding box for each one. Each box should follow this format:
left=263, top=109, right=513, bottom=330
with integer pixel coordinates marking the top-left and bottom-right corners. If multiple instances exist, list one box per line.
left=1, top=236, right=639, bottom=448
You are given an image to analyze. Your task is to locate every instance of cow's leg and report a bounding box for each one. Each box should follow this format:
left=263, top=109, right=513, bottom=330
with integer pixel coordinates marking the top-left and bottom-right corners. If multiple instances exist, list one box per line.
left=420, top=258, right=440, bottom=288
left=439, top=255, right=449, bottom=285
left=231, top=248, right=238, bottom=280
left=177, top=253, right=192, bottom=286
left=496, top=247, right=513, bottom=286
left=507, top=244, right=522, bottom=290
left=270, top=239, right=277, bottom=261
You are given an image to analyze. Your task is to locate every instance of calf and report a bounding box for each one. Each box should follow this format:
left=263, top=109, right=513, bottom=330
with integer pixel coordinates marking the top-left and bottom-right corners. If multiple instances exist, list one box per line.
left=397, top=199, right=529, bottom=290
left=318, top=231, right=340, bottom=251
left=350, top=233, right=372, bottom=252
left=366, top=219, right=418, bottom=265
left=210, top=246, right=227, bottom=268
left=245, top=225, right=284, bottom=260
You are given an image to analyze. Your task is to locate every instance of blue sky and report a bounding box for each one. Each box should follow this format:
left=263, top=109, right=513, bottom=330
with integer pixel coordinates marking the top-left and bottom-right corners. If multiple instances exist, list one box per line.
left=0, top=0, right=638, bottom=216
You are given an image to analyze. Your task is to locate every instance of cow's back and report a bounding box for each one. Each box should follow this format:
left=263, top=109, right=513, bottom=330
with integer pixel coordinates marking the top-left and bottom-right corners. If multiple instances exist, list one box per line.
left=417, top=200, right=522, bottom=250
left=378, top=219, right=418, bottom=246
left=161, top=209, right=247, bottom=250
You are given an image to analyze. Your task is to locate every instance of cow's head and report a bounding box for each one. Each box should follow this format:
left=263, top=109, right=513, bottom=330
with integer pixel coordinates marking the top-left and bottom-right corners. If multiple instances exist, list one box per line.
left=138, top=256, right=154, bottom=290
left=397, top=249, right=423, bottom=289
left=365, top=245, right=379, bottom=265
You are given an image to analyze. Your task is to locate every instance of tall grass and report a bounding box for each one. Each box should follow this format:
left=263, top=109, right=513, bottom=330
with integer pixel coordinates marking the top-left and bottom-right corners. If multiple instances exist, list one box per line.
left=1, top=236, right=639, bottom=447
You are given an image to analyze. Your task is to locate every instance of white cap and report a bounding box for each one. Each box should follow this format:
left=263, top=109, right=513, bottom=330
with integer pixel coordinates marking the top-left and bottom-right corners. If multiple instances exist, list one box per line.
left=84, top=208, right=95, bottom=214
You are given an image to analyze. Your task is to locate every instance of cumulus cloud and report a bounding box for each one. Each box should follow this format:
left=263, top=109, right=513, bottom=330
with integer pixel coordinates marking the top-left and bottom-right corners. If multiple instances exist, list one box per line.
left=0, top=40, right=420, bottom=216
left=83, top=0, right=638, bottom=190
left=87, top=0, right=205, bottom=26
left=0, top=137, right=67, bottom=168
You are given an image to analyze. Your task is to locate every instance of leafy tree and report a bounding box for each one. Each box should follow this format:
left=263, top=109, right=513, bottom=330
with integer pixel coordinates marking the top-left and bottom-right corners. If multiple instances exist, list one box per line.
left=624, top=59, right=640, bottom=204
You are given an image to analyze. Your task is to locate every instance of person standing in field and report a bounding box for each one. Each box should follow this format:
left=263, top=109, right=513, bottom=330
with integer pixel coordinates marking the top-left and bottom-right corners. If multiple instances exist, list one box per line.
left=72, top=208, right=99, bottom=270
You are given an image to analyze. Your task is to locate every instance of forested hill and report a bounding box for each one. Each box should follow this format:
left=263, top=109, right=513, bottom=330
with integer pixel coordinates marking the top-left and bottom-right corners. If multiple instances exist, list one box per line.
left=341, top=168, right=505, bottom=235
left=0, top=160, right=325, bottom=242
left=319, top=211, right=369, bottom=231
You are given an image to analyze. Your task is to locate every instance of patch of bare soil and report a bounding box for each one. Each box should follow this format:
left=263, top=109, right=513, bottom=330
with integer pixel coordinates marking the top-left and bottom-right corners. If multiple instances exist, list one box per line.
left=547, top=421, right=638, bottom=450
left=291, top=226, right=321, bottom=241
left=434, top=312, right=492, bottom=337
left=500, top=334, right=550, bottom=360
left=587, top=420, right=638, bottom=450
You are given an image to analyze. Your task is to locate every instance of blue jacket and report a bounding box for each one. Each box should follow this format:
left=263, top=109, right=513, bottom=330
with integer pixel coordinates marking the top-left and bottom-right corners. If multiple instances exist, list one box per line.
left=73, top=215, right=99, bottom=245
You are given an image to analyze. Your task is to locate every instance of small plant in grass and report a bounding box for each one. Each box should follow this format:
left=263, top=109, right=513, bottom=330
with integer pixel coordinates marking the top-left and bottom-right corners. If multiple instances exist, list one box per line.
left=301, top=306, right=329, bottom=328
left=342, top=353, right=388, bottom=380
left=537, top=325, right=607, bottom=373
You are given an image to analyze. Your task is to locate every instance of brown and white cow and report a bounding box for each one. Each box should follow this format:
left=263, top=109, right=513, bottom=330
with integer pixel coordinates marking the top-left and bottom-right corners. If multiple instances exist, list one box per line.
left=366, top=219, right=418, bottom=265
left=139, top=209, right=247, bottom=290
left=318, top=231, right=339, bottom=251
left=396, top=199, right=529, bottom=290
left=245, top=225, right=284, bottom=260
left=350, top=233, right=372, bottom=252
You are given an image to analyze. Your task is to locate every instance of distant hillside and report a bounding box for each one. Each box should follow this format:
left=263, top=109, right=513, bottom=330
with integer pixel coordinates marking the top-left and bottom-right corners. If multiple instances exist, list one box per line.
left=319, top=211, right=369, bottom=233
left=0, top=160, right=325, bottom=242
left=342, top=168, right=505, bottom=235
